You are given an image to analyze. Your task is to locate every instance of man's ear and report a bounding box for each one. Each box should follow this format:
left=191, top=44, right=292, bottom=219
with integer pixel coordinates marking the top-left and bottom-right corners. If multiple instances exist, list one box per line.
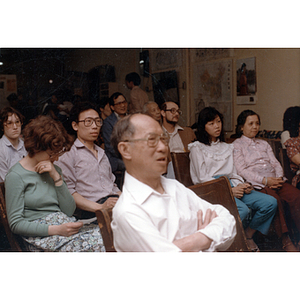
left=161, top=110, right=165, bottom=118
left=72, top=121, right=78, bottom=132
left=118, top=142, right=132, bottom=160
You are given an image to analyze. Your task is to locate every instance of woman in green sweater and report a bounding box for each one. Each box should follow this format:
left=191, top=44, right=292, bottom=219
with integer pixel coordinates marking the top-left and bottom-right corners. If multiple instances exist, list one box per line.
left=5, top=115, right=105, bottom=251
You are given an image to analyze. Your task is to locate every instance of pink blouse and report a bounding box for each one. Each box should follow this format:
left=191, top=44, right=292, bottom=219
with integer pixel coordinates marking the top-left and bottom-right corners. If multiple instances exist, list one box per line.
left=233, top=135, right=283, bottom=189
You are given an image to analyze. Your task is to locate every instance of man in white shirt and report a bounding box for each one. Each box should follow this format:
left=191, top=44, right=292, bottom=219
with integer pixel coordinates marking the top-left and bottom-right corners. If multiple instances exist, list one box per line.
left=110, top=113, right=236, bottom=252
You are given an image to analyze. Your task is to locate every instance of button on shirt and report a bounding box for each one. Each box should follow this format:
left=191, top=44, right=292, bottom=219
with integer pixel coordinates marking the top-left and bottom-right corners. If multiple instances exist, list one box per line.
left=111, top=172, right=236, bottom=252
left=233, top=135, right=283, bottom=189
left=162, top=124, right=185, bottom=152
left=56, top=139, right=120, bottom=202
left=0, top=135, right=27, bottom=181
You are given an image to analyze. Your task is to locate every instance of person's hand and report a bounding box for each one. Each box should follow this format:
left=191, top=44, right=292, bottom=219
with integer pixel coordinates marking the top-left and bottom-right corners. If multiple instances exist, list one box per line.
left=243, top=183, right=253, bottom=194
left=264, top=177, right=284, bottom=189
left=101, top=197, right=118, bottom=209
left=35, top=160, right=60, bottom=182
left=232, top=184, right=245, bottom=198
left=197, top=209, right=218, bottom=231
left=49, top=222, right=83, bottom=237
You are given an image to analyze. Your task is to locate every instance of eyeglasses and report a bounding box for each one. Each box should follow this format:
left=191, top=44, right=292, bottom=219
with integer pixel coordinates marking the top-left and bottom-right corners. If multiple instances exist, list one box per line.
left=164, top=108, right=182, bottom=115
left=123, top=132, right=169, bottom=147
left=4, top=120, right=22, bottom=128
left=77, top=117, right=103, bottom=127
left=114, top=100, right=127, bottom=106
left=47, top=148, right=66, bottom=159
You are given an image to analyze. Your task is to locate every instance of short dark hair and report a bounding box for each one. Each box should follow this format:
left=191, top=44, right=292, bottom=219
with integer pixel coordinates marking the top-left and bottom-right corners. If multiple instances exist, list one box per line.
left=161, top=101, right=180, bottom=111
left=196, top=106, right=225, bottom=145
left=69, top=101, right=100, bottom=123
left=0, top=106, right=25, bottom=136
left=99, top=97, right=110, bottom=109
left=110, top=114, right=136, bottom=159
left=235, top=109, right=261, bottom=137
left=109, top=92, right=126, bottom=107
left=125, top=72, right=141, bottom=86
left=23, top=115, right=73, bottom=158
left=283, top=106, right=300, bottom=137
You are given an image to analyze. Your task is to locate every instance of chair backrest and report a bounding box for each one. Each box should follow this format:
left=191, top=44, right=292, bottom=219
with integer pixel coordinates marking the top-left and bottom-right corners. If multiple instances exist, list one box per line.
left=95, top=208, right=116, bottom=252
left=278, top=148, right=294, bottom=184
left=171, top=152, right=194, bottom=187
left=0, top=182, right=23, bottom=251
left=188, top=176, right=251, bottom=252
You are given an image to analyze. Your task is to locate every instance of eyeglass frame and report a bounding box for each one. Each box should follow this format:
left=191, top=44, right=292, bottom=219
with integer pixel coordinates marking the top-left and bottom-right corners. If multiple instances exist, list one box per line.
left=47, top=148, right=66, bottom=159
left=164, top=108, right=182, bottom=115
left=113, top=100, right=127, bottom=106
left=122, top=132, right=170, bottom=147
left=77, top=117, right=103, bottom=127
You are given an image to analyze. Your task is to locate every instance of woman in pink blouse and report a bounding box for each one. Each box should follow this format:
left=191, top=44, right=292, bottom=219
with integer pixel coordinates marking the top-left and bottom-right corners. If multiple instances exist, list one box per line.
left=233, top=109, right=300, bottom=251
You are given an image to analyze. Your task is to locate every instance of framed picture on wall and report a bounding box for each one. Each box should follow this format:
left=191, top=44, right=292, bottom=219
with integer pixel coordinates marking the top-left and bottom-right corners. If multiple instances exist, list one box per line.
left=236, top=57, right=256, bottom=96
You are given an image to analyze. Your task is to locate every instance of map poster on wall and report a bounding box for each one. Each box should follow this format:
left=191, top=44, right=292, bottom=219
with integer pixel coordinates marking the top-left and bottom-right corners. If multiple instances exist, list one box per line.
left=192, top=59, right=233, bottom=131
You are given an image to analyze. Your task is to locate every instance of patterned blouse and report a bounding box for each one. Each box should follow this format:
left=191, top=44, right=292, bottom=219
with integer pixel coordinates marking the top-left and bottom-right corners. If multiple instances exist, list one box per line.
left=233, top=135, right=283, bottom=189
left=284, top=137, right=300, bottom=187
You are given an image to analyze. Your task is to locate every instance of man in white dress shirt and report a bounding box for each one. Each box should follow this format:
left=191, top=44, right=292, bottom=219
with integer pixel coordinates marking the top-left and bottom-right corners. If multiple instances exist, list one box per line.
left=110, top=113, right=236, bottom=252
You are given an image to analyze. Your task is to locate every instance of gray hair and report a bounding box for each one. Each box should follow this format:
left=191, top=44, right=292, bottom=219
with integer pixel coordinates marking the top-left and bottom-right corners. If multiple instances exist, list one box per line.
left=142, top=101, right=158, bottom=114
left=110, top=114, right=136, bottom=159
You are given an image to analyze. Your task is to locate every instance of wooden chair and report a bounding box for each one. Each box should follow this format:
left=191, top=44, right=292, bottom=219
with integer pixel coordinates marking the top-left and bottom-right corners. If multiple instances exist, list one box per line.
left=189, top=176, right=251, bottom=252
left=170, top=152, right=194, bottom=187
left=278, top=148, right=294, bottom=184
left=0, top=182, right=24, bottom=251
left=95, top=208, right=116, bottom=252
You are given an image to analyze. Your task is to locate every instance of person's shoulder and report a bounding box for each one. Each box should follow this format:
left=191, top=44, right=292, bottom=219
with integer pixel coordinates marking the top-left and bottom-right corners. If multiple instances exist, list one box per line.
left=5, top=162, right=23, bottom=180
left=188, top=140, right=202, bottom=151
left=284, top=136, right=300, bottom=147
left=103, top=113, right=116, bottom=126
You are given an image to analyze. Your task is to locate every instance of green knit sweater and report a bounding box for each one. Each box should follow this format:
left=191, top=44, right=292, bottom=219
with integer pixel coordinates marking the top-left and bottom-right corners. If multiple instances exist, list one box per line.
left=5, top=162, right=76, bottom=237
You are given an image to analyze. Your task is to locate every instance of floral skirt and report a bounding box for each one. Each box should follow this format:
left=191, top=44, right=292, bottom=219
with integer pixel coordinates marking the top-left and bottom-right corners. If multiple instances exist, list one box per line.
left=22, top=212, right=105, bottom=252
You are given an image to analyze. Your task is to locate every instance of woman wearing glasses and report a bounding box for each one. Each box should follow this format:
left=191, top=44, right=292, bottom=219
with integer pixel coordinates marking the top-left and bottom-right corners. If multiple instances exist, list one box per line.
left=188, top=107, right=277, bottom=251
left=5, top=115, right=105, bottom=251
left=0, top=106, right=27, bottom=182
left=233, top=109, right=300, bottom=251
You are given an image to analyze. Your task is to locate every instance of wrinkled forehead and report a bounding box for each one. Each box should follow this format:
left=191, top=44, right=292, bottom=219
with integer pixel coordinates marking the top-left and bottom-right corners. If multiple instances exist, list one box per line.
left=148, top=102, right=159, bottom=109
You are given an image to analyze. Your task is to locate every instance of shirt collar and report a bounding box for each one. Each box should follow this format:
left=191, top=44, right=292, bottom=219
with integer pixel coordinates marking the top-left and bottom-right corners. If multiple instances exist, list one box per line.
left=162, top=124, right=183, bottom=135
left=2, top=135, right=24, bottom=150
left=240, top=134, right=259, bottom=145
left=124, top=172, right=177, bottom=205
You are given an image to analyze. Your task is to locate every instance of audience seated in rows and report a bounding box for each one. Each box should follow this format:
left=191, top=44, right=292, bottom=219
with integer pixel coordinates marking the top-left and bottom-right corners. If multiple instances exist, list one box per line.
left=188, top=107, right=277, bottom=252
left=5, top=115, right=105, bottom=251
left=110, top=113, right=237, bottom=252
left=0, top=107, right=27, bottom=182
left=233, top=109, right=300, bottom=251
left=56, top=102, right=120, bottom=219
